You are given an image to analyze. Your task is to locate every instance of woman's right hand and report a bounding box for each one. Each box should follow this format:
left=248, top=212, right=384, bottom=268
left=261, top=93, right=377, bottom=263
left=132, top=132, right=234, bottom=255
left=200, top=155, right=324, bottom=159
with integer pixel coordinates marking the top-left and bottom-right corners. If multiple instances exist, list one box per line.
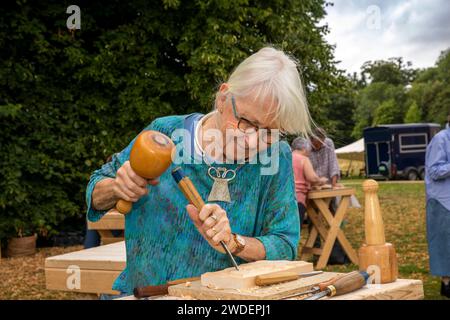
left=113, top=160, right=159, bottom=202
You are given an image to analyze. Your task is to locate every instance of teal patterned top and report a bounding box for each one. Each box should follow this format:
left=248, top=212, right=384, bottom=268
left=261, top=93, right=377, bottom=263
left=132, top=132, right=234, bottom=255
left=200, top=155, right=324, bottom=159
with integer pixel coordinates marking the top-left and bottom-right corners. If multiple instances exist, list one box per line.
left=86, top=114, right=300, bottom=294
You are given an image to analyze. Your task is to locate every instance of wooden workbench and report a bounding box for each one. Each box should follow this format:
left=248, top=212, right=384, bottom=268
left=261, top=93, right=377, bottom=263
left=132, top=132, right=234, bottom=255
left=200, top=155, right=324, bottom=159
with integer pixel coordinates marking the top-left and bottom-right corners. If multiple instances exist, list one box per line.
left=87, top=209, right=125, bottom=245
left=116, top=278, right=424, bottom=300
left=44, top=241, right=424, bottom=300
left=45, top=241, right=125, bottom=295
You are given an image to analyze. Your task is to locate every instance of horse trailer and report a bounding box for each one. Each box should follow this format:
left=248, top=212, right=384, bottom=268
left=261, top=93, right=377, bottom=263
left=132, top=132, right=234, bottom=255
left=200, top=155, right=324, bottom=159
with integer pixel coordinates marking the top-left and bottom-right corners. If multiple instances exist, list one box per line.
left=363, top=123, right=441, bottom=180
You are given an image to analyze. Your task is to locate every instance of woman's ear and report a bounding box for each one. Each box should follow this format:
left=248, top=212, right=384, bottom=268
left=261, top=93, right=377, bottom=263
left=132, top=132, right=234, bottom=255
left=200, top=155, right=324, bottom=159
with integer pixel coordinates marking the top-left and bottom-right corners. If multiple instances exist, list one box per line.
left=219, top=82, right=229, bottom=94
left=215, top=83, right=231, bottom=114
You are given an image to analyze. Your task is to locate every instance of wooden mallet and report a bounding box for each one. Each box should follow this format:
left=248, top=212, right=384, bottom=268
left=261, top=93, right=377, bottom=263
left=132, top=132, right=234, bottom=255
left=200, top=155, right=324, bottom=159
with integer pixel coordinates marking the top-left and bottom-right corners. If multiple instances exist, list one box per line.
left=358, top=179, right=398, bottom=283
left=115, top=130, right=175, bottom=214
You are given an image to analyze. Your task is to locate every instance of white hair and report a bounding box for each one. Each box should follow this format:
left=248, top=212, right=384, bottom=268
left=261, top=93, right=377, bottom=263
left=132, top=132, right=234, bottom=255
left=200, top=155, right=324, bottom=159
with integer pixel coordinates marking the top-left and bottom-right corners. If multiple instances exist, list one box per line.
left=222, top=46, right=312, bottom=136
left=291, top=137, right=311, bottom=151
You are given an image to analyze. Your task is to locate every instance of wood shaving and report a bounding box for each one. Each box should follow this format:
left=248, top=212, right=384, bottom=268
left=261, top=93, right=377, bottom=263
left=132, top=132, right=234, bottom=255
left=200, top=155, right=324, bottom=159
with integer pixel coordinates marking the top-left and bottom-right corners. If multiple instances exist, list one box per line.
left=206, top=284, right=218, bottom=290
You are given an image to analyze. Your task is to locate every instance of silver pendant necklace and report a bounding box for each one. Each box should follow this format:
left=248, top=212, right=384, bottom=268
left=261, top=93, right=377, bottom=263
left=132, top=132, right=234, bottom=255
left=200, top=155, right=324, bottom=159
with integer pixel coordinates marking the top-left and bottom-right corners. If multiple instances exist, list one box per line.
left=207, top=165, right=243, bottom=203
left=195, top=112, right=246, bottom=203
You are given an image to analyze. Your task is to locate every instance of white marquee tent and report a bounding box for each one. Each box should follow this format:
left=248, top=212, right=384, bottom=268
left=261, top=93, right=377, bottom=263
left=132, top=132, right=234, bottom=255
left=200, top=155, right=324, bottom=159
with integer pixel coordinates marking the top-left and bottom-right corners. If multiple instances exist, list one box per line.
left=335, top=138, right=365, bottom=161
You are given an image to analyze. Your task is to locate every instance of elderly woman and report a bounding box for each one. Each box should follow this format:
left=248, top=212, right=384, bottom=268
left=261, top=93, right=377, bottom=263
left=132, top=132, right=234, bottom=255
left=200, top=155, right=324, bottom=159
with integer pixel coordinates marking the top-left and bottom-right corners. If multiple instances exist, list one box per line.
left=86, top=47, right=312, bottom=295
left=291, top=137, right=327, bottom=225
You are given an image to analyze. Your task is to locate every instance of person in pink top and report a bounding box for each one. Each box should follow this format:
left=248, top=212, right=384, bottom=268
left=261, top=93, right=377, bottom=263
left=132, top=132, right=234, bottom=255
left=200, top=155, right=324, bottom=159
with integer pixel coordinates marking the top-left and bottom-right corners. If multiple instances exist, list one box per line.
left=291, top=137, right=328, bottom=226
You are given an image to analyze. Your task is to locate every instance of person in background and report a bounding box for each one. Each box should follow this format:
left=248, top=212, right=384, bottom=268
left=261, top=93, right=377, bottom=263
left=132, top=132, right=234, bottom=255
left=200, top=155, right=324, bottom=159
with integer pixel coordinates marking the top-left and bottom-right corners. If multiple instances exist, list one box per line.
left=291, top=137, right=327, bottom=226
left=308, top=127, right=350, bottom=264
left=425, top=110, right=450, bottom=298
left=308, top=127, right=340, bottom=187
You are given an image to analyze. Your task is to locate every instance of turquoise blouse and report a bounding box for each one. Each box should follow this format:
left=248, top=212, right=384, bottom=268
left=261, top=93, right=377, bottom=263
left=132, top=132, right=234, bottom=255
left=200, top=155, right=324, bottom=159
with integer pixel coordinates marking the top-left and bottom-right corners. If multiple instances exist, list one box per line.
left=86, top=114, right=300, bottom=294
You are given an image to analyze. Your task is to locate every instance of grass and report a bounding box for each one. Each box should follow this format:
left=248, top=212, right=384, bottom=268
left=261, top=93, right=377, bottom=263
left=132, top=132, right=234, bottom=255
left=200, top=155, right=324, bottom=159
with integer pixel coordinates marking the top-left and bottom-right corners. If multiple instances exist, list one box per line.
left=299, top=179, right=446, bottom=300
left=0, top=180, right=445, bottom=299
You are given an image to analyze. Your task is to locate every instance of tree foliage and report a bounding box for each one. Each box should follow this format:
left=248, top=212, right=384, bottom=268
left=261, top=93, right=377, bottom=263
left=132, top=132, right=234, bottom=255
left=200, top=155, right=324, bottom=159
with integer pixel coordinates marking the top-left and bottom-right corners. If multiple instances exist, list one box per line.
left=409, top=49, right=450, bottom=124
left=350, top=51, right=450, bottom=139
left=404, top=101, right=421, bottom=123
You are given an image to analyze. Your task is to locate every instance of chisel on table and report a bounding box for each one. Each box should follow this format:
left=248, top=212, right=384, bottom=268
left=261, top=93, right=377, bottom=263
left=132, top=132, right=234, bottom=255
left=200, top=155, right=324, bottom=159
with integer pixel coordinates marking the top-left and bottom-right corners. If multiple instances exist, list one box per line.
left=134, top=276, right=200, bottom=299
left=172, top=167, right=240, bottom=271
left=255, top=270, right=323, bottom=286
left=303, top=270, right=369, bottom=300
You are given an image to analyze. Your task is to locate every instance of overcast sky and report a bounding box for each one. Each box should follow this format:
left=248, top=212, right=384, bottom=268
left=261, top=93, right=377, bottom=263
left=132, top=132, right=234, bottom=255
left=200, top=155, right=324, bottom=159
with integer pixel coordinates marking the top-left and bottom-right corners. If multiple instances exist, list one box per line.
left=322, top=0, right=450, bottom=74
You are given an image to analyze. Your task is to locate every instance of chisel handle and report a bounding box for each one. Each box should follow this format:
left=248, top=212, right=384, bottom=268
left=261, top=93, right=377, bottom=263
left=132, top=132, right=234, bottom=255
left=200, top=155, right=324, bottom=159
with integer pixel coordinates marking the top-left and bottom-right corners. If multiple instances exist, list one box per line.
left=133, top=276, right=200, bottom=298
left=328, top=271, right=369, bottom=297
left=172, top=167, right=240, bottom=271
left=255, top=271, right=299, bottom=286
left=133, top=284, right=169, bottom=298
left=316, top=275, right=341, bottom=291
left=167, top=276, right=201, bottom=286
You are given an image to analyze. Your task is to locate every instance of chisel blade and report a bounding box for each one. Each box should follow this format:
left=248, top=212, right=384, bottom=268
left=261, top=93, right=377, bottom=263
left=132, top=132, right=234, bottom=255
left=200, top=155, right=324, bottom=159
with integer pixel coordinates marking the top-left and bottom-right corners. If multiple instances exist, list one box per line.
left=303, top=290, right=329, bottom=300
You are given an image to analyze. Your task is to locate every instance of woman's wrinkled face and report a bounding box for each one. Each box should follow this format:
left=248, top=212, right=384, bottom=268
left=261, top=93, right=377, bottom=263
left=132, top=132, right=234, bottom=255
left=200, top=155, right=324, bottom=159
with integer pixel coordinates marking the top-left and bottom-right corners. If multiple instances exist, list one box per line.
left=215, top=83, right=281, bottom=161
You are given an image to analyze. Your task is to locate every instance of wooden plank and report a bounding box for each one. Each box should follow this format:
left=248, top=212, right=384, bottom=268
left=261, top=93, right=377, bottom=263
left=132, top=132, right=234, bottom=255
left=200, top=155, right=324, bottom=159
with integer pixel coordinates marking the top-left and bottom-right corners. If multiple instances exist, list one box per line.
left=87, top=209, right=124, bottom=230
left=120, top=278, right=424, bottom=300
left=201, top=260, right=313, bottom=290
left=45, top=267, right=121, bottom=295
left=308, top=187, right=355, bottom=199
left=143, top=278, right=424, bottom=300
left=169, top=272, right=337, bottom=300
left=45, top=241, right=125, bottom=271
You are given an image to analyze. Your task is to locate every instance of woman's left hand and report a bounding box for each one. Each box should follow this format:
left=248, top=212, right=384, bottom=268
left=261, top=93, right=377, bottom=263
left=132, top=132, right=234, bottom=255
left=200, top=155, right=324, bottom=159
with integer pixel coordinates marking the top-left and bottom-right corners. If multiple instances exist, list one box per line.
left=186, top=203, right=233, bottom=254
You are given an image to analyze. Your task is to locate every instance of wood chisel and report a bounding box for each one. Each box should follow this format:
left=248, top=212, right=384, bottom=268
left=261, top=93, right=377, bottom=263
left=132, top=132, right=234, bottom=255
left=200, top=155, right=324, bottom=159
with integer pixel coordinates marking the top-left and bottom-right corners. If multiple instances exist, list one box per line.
left=172, top=167, right=240, bottom=271
left=255, top=270, right=323, bottom=286
left=133, top=276, right=200, bottom=298
left=281, top=274, right=341, bottom=299
left=303, top=270, right=369, bottom=300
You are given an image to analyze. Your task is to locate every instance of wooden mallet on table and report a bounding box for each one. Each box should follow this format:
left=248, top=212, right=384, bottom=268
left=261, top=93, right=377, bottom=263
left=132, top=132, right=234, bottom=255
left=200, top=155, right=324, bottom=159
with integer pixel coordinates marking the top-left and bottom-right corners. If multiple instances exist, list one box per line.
left=115, top=130, right=175, bottom=214
left=358, top=179, right=398, bottom=284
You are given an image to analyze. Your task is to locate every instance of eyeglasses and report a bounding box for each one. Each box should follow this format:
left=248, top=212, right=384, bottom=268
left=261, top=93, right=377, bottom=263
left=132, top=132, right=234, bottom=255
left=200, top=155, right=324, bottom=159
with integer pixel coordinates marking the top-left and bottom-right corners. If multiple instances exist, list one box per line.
left=230, top=95, right=286, bottom=144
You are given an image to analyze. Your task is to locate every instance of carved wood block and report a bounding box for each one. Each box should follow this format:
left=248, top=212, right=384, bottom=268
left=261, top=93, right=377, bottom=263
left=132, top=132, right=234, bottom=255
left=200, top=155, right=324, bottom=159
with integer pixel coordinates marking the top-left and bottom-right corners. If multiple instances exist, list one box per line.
left=201, top=260, right=313, bottom=290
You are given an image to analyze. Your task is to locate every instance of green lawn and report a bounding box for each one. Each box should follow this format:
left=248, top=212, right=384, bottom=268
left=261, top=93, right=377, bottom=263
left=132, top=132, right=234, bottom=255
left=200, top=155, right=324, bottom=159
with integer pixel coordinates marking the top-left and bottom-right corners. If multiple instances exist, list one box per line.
left=299, top=179, right=446, bottom=300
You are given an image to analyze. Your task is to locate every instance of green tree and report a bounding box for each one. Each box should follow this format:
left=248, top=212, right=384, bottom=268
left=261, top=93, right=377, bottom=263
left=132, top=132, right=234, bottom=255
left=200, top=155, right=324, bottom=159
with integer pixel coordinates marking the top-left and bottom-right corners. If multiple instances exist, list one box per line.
left=373, top=99, right=402, bottom=125
left=361, top=57, right=417, bottom=85
left=322, top=75, right=358, bottom=148
left=404, top=101, right=422, bottom=123
left=352, top=82, right=408, bottom=138
left=409, top=49, right=450, bottom=126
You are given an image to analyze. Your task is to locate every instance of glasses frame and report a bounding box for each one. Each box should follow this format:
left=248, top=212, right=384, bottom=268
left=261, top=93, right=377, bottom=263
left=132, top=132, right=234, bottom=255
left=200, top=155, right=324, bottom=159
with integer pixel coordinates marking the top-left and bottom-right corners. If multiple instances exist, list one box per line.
left=230, top=94, right=286, bottom=143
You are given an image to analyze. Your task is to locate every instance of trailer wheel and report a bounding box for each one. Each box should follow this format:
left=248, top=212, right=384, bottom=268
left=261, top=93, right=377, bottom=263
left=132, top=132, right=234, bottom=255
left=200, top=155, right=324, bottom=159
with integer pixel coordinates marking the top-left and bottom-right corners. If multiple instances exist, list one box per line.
left=406, top=169, right=419, bottom=181
left=419, top=168, right=425, bottom=180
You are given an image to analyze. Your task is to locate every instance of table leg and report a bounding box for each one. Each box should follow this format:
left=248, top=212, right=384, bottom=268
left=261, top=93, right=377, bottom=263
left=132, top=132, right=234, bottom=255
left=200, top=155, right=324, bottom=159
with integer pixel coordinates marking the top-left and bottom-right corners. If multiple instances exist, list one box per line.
left=301, top=224, right=319, bottom=261
left=314, top=197, right=359, bottom=267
